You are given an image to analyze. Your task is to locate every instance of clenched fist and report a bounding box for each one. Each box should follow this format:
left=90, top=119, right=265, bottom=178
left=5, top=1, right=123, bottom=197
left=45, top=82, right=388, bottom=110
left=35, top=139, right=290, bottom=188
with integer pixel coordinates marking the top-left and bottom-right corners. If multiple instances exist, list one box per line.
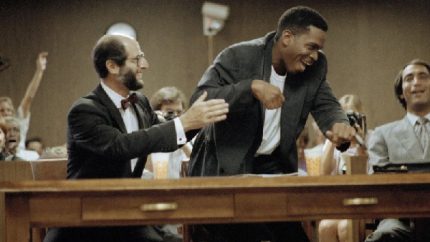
left=251, top=80, right=285, bottom=109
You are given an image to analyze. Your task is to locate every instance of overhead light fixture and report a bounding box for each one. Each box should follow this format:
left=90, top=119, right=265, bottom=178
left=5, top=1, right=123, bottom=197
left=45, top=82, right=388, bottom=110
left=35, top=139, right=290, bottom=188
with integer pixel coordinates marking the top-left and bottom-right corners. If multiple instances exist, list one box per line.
left=106, top=22, right=137, bottom=40
left=202, top=2, right=230, bottom=65
left=202, top=2, right=230, bottom=36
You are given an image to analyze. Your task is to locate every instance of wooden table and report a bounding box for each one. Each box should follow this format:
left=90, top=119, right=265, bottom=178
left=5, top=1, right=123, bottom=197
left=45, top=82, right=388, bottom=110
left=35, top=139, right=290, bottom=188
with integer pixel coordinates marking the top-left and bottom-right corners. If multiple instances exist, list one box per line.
left=2, top=173, right=430, bottom=242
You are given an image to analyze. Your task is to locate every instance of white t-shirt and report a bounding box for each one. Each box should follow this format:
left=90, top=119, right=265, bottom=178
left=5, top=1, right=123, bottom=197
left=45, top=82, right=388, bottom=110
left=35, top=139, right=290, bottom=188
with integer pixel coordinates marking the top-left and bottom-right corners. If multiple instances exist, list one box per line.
left=256, top=66, right=286, bottom=155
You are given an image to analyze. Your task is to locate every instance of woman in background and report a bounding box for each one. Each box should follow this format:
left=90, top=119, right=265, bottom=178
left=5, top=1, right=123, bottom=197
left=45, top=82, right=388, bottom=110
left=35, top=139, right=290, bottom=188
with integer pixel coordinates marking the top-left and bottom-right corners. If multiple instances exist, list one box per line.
left=318, top=94, right=368, bottom=242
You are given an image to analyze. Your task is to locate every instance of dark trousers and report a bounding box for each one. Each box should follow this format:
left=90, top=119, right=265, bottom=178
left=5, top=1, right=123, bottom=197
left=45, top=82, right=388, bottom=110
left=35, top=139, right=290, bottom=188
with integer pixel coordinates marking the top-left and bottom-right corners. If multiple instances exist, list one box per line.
left=43, top=226, right=182, bottom=242
left=365, top=219, right=413, bottom=242
left=191, top=222, right=309, bottom=242
left=191, top=150, right=309, bottom=242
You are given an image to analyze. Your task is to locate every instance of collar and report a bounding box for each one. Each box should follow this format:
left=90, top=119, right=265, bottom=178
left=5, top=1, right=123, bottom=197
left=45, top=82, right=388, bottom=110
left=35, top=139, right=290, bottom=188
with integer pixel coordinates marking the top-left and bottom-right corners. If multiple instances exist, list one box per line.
left=406, top=112, right=430, bottom=125
left=100, top=81, right=137, bottom=109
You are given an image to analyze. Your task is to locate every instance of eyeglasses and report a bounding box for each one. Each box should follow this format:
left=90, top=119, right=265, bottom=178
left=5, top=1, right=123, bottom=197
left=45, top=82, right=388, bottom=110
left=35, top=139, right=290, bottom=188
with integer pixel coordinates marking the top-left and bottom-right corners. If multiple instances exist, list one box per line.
left=127, top=53, right=146, bottom=66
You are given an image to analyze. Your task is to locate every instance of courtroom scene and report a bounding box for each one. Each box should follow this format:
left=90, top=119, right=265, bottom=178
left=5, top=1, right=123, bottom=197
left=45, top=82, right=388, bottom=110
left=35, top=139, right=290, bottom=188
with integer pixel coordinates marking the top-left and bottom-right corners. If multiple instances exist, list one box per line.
left=0, top=0, right=429, bottom=242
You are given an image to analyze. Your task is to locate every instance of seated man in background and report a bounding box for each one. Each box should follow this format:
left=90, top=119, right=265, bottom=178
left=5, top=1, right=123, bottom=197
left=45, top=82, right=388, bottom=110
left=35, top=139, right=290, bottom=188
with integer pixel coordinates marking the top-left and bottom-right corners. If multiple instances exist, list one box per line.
left=43, top=34, right=228, bottom=242
left=0, top=51, right=48, bottom=152
left=365, top=59, right=430, bottom=242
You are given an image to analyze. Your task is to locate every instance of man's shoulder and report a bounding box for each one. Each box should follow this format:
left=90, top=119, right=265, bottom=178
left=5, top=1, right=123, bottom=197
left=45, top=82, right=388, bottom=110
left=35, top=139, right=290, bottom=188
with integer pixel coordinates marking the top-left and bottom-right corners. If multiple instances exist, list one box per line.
left=228, top=32, right=274, bottom=51
left=215, top=32, right=274, bottom=67
left=68, top=90, right=106, bottom=114
left=374, top=118, right=405, bottom=133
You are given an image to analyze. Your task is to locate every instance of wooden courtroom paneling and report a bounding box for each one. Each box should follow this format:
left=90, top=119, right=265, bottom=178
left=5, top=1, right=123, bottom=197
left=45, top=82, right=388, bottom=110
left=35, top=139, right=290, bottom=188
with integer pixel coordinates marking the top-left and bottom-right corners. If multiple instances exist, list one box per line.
left=1, top=0, right=430, bottom=146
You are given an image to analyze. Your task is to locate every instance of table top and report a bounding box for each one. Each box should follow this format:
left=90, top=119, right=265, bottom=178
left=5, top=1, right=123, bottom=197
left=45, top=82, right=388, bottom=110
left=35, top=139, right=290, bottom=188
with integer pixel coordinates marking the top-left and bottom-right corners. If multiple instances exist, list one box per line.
left=1, top=173, right=429, bottom=193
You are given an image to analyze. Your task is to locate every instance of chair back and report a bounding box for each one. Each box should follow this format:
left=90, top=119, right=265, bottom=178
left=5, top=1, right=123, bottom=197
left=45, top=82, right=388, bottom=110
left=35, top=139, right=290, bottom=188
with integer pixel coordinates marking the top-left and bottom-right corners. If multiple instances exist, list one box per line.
left=0, top=161, right=33, bottom=182
left=30, top=159, right=68, bottom=180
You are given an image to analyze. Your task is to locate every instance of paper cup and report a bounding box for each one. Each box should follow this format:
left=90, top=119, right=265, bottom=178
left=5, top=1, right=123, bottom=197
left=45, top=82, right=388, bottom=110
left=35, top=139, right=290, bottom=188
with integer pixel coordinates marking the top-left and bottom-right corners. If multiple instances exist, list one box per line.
left=151, top=152, right=170, bottom=179
left=304, top=148, right=322, bottom=176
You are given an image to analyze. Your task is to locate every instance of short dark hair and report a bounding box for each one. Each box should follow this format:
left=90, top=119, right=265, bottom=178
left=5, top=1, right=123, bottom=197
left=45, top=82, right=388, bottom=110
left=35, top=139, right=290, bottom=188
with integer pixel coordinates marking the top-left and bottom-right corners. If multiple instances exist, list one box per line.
left=25, top=136, right=43, bottom=149
left=394, top=59, right=430, bottom=109
left=92, top=35, right=128, bottom=78
left=150, top=86, right=187, bottom=110
left=275, top=6, right=328, bottom=41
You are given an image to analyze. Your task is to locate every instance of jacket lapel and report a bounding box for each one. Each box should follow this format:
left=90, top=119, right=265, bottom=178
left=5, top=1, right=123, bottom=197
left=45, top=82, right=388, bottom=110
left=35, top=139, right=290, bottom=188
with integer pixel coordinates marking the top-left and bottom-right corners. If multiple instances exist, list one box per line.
left=131, top=96, right=152, bottom=177
left=94, top=84, right=132, bottom=176
left=94, top=85, right=127, bottom=133
left=132, top=101, right=148, bottom=129
left=259, top=34, right=275, bottom=124
left=395, top=117, right=424, bottom=158
left=280, top=74, right=306, bottom=150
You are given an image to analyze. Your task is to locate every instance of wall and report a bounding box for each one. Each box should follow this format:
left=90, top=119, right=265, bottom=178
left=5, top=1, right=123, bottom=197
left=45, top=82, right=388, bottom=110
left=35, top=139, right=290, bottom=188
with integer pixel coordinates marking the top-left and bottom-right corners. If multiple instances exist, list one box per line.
left=1, top=0, right=429, bottom=146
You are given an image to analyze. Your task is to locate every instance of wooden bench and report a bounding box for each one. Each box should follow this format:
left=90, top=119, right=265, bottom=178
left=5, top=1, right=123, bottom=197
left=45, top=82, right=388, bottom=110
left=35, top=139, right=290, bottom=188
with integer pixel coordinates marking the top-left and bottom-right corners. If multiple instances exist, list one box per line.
left=0, top=159, right=68, bottom=242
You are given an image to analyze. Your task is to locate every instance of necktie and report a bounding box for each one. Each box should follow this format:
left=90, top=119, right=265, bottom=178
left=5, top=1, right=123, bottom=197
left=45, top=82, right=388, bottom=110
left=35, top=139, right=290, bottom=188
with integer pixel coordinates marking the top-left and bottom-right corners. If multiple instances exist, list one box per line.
left=416, top=117, right=429, bottom=152
left=121, top=93, right=138, bottom=110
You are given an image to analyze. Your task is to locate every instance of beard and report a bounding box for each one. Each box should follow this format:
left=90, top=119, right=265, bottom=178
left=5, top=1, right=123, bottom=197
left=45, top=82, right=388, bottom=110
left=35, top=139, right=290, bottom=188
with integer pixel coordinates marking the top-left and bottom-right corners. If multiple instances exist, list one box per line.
left=120, top=68, right=144, bottom=91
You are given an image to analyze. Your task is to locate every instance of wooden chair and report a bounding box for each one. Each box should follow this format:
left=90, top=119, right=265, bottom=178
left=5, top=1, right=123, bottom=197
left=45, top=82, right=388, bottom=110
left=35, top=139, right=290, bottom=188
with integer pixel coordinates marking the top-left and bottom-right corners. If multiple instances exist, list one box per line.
left=30, top=158, right=68, bottom=181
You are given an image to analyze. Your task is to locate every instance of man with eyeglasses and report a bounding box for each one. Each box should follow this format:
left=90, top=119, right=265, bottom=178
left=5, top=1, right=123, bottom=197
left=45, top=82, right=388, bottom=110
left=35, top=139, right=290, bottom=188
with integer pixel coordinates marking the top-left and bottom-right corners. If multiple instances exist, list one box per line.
left=43, top=34, right=229, bottom=242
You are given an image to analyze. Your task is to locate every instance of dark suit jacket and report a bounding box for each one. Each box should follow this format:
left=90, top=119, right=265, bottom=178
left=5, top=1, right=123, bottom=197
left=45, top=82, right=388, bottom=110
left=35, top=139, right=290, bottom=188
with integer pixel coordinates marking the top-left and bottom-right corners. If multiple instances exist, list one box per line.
left=189, top=32, right=348, bottom=176
left=67, top=84, right=178, bottom=179
left=44, top=84, right=179, bottom=242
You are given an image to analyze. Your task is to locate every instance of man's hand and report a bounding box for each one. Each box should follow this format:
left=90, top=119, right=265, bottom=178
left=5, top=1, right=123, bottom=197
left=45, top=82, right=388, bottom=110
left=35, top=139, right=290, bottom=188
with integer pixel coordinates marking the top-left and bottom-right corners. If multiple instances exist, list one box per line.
left=36, top=52, right=48, bottom=71
left=180, top=91, right=229, bottom=132
left=325, top=122, right=356, bottom=147
left=251, top=80, right=285, bottom=109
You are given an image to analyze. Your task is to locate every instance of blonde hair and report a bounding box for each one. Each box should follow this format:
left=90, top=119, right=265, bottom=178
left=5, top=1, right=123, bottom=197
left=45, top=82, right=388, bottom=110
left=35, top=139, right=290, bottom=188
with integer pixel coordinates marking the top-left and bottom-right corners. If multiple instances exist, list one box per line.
left=150, top=86, right=187, bottom=111
left=0, top=97, right=13, bottom=104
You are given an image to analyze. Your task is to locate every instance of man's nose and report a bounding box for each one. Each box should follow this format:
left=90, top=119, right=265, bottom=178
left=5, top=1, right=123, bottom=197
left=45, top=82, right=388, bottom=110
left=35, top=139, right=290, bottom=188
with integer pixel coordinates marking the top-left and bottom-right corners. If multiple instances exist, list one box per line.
left=310, top=50, right=318, bottom=61
left=412, top=76, right=423, bottom=85
left=139, top=58, right=149, bottom=69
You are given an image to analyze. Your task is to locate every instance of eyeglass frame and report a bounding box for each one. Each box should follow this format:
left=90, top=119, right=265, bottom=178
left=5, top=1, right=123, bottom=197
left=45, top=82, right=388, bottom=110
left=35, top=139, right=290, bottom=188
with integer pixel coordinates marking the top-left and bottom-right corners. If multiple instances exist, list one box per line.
left=127, top=53, right=146, bottom=66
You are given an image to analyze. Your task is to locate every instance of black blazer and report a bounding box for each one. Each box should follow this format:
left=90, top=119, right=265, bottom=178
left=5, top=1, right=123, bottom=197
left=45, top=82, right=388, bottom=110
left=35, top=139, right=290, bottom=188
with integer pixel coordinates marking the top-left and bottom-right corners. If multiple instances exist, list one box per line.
left=189, top=32, right=348, bottom=176
left=67, top=84, right=178, bottom=179
left=44, top=85, right=181, bottom=242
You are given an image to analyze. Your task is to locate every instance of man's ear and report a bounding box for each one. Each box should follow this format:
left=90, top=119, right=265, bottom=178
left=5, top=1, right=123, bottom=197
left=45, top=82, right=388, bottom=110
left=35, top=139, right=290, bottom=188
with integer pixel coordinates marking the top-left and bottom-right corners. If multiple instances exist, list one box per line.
left=106, top=59, right=119, bottom=75
left=280, top=30, right=294, bottom=46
